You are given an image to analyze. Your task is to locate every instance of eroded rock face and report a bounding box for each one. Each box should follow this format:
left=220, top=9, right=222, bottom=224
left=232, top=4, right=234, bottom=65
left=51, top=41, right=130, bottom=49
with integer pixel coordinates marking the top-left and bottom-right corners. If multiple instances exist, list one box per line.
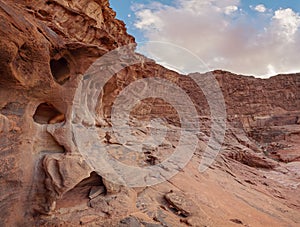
left=0, top=0, right=135, bottom=225
left=0, top=0, right=300, bottom=226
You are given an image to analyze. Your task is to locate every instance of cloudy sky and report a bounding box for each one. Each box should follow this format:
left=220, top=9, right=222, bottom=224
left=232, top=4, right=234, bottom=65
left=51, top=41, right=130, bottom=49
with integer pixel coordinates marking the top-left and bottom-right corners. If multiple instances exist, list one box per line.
left=110, top=0, right=300, bottom=77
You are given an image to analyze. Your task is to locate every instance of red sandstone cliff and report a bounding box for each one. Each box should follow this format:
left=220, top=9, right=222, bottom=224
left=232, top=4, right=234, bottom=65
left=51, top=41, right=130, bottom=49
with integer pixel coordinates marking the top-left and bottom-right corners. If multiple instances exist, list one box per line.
left=0, top=0, right=299, bottom=226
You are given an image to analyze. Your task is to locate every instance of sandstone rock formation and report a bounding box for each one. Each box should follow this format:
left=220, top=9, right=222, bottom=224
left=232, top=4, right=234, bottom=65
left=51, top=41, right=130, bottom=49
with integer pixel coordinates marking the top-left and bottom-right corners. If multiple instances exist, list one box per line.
left=0, top=0, right=299, bottom=226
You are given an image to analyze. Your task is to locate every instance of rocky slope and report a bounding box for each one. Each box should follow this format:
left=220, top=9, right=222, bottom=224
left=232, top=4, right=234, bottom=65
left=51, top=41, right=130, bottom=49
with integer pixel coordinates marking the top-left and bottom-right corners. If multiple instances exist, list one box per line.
left=0, top=0, right=299, bottom=226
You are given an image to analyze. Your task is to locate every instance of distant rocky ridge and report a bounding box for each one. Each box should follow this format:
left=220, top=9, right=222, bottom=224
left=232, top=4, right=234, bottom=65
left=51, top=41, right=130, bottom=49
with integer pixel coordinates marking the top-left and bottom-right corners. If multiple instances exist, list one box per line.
left=0, top=0, right=299, bottom=226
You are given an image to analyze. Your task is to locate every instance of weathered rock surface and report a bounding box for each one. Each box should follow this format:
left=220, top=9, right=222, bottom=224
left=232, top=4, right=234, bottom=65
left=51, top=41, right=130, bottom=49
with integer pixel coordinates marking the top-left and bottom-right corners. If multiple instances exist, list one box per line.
left=165, top=191, right=197, bottom=217
left=0, top=0, right=299, bottom=226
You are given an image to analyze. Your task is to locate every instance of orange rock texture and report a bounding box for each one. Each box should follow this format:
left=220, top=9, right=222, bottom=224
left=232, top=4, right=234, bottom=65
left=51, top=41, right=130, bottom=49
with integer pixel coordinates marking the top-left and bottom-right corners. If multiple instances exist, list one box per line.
left=0, top=0, right=299, bottom=226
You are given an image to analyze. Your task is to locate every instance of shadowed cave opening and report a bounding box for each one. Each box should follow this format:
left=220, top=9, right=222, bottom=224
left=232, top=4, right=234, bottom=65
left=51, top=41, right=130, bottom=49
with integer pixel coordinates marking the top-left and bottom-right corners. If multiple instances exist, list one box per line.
left=50, top=57, right=70, bottom=85
left=33, top=103, right=63, bottom=124
left=55, top=172, right=106, bottom=209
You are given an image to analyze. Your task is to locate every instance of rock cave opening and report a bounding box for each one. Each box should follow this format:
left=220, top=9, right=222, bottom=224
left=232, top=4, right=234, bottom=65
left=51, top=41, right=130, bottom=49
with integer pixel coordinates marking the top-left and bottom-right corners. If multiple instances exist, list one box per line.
left=33, top=103, right=64, bottom=124
left=50, top=57, right=70, bottom=85
left=55, top=172, right=106, bottom=209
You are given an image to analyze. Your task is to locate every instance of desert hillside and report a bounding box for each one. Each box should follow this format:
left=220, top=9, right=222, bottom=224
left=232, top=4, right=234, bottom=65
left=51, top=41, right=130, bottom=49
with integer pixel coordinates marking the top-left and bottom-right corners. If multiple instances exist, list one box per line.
left=0, top=0, right=299, bottom=226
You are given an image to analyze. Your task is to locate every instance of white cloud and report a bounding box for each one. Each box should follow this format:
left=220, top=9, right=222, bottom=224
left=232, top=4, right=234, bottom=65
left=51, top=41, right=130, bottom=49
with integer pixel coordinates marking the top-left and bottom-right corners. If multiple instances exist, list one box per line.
left=134, top=9, right=164, bottom=30
left=224, top=5, right=238, bottom=15
left=133, top=0, right=300, bottom=77
left=272, top=8, right=300, bottom=42
left=253, top=4, right=266, bottom=13
left=267, top=64, right=276, bottom=76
